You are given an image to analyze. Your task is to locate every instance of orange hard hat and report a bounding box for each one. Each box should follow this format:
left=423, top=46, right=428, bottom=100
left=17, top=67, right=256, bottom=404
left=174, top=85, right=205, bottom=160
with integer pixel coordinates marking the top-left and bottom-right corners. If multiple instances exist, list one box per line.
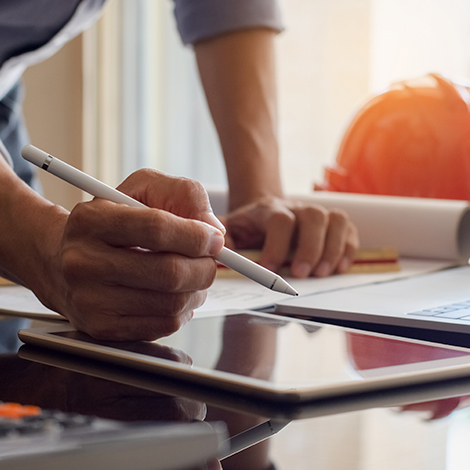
left=316, top=74, right=470, bottom=200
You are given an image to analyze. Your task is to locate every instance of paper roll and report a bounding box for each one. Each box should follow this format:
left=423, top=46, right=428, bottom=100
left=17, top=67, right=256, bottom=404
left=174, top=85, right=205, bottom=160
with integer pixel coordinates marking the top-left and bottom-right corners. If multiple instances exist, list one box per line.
left=207, top=188, right=470, bottom=263
left=294, top=192, right=470, bottom=263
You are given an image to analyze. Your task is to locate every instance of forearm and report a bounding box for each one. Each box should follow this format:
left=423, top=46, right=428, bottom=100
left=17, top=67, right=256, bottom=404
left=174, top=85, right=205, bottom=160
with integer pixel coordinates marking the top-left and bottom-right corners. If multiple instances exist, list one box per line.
left=193, top=29, right=359, bottom=278
left=194, top=29, right=283, bottom=211
left=0, top=159, right=68, bottom=304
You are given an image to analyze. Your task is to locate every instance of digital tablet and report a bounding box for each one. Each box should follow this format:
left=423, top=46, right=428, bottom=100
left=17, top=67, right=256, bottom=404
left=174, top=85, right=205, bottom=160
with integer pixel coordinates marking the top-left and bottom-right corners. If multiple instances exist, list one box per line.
left=18, top=310, right=470, bottom=419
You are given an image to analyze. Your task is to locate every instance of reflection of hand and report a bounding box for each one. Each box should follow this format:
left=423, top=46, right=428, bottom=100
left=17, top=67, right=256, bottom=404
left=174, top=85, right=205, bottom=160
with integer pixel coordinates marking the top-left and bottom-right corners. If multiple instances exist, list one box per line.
left=399, top=396, right=470, bottom=420
left=222, top=196, right=359, bottom=278
left=60, top=340, right=204, bottom=422
left=30, top=170, right=225, bottom=341
left=0, top=352, right=205, bottom=422
left=207, top=315, right=278, bottom=470
left=1, top=354, right=220, bottom=470
left=346, top=332, right=470, bottom=420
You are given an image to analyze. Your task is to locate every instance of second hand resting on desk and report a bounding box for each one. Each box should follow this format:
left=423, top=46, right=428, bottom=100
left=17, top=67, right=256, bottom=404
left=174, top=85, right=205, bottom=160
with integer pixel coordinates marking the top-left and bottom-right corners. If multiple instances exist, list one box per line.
left=21, top=145, right=297, bottom=296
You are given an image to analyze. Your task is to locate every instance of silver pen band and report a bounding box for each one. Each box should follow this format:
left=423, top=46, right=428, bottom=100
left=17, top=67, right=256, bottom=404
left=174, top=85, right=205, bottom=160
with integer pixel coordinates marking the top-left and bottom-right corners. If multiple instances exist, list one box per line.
left=42, top=155, right=53, bottom=171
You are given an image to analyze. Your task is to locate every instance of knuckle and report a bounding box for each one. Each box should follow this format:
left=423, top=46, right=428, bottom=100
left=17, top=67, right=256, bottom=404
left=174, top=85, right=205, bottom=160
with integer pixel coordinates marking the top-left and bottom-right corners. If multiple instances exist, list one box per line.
left=269, top=209, right=296, bottom=228
left=120, top=167, right=155, bottom=189
left=177, top=178, right=208, bottom=204
left=61, top=249, right=87, bottom=282
left=201, top=262, right=217, bottom=288
left=306, top=205, right=329, bottom=224
left=67, top=202, right=94, bottom=234
left=328, top=209, right=349, bottom=227
left=189, top=222, right=210, bottom=256
left=146, top=211, right=176, bottom=250
left=154, top=257, right=216, bottom=292
left=294, top=203, right=329, bottom=225
left=158, top=256, right=185, bottom=292
left=136, top=167, right=155, bottom=179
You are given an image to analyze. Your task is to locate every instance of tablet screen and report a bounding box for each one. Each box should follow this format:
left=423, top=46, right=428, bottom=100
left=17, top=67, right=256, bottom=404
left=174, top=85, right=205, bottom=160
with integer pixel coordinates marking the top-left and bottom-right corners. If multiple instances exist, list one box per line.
left=51, top=313, right=470, bottom=382
left=19, top=311, right=470, bottom=413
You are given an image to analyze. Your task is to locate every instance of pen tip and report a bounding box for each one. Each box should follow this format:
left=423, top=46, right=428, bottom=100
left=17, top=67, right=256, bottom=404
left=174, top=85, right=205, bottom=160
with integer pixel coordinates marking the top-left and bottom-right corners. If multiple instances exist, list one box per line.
left=285, top=284, right=299, bottom=297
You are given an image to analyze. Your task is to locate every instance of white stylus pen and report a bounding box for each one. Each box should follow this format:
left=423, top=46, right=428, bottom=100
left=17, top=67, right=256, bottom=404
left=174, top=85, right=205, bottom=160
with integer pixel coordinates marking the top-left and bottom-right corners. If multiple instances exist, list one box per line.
left=22, top=145, right=298, bottom=296
left=218, top=419, right=290, bottom=460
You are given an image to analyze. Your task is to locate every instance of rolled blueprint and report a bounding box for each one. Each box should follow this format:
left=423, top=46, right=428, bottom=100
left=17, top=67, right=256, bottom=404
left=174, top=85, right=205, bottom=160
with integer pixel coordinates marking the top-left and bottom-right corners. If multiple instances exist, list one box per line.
left=207, top=188, right=470, bottom=263
left=295, top=192, right=470, bottom=263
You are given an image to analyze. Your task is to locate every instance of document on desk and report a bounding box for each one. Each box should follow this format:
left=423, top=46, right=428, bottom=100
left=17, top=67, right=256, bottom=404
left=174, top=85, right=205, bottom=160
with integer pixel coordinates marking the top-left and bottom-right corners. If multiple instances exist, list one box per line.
left=0, top=285, right=62, bottom=321
left=0, top=258, right=452, bottom=321
left=197, top=258, right=454, bottom=314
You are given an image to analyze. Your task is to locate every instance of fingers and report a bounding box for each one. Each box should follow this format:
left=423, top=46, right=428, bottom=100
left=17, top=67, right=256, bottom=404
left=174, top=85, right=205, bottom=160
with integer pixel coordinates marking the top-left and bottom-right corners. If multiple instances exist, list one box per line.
left=259, top=205, right=295, bottom=273
left=289, top=205, right=329, bottom=277
left=399, top=397, right=462, bottom=420
left=117, top=168, right=226, bottom=233
left=260, top=202, right=359, bottom=278
left=291, top=207, right=359, bottom=278
left=66, top=199, right=224, bottom=259
left=62, top=242, right=218, bottom=292
left=225, top=197, right=359, bottom=278
left=51, top=170, right=228, bottom=341
left=64, top=283, right=207, bottom=340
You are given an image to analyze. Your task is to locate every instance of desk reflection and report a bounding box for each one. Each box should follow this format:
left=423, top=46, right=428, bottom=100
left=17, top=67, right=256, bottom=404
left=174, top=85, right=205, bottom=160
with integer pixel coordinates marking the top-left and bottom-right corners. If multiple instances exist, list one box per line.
left=15, top=312, right=470, bottom=470
left=0, top=352, right=205, bottom=423
left=0, top=353, right=220, bottom=470
left=346, top=332, right=470, bottom=420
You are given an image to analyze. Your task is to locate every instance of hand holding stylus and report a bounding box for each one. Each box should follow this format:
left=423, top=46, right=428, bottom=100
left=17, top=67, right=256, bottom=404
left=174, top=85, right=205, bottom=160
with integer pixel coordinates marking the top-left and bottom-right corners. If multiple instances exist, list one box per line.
left=22, top=145, right=297, bottom=296
left=34, top=167, right=226, bottom=340
left=20, top=145, right=296, bottom=341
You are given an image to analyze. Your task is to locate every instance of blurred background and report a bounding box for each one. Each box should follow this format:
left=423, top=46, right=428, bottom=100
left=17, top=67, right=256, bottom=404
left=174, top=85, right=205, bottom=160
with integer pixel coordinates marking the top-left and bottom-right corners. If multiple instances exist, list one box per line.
left=22, top=0, right=470, bottom=208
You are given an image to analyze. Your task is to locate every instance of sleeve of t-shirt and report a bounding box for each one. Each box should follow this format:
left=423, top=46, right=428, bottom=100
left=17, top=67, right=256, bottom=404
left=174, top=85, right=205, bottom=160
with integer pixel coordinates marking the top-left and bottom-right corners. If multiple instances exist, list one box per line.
left=0, top=139, right=13, bottom=167
left=173, top=0, right=284, bottom=45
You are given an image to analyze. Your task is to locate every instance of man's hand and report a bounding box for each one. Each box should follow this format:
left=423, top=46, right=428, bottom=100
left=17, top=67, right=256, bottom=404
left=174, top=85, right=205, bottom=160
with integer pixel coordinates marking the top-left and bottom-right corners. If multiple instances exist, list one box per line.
left=25, top=170, right=225, bottom=341
left=222, top=196, right=359, bottom=278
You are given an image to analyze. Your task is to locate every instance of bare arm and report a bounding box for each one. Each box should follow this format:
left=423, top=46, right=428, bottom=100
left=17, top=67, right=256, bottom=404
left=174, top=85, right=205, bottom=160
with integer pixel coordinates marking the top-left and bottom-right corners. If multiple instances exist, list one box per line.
left=195, top=29, right=282, bottom=210
left=0, top=156, right=67, bottom=290
left=194, top=30, right=359, bottom=278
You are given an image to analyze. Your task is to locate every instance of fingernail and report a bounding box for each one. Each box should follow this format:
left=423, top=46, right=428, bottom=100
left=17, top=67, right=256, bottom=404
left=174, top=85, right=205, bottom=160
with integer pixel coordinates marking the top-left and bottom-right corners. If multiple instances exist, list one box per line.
left=314, top=260, right=331, bottom=277
left=208, top=230, right=225, bottom=256
left=202, top=211, right=226, bottom=234
left=292, top=261, right=311, bottom=278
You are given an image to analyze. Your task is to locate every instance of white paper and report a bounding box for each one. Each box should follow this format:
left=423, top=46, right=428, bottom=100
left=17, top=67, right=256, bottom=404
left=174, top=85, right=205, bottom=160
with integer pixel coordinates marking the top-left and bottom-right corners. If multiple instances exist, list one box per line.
left=295, top=192, right=470, bottom=262
left=196, top=258, right=455, bottom=315
left=0, top=285, right=62, bottom=321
